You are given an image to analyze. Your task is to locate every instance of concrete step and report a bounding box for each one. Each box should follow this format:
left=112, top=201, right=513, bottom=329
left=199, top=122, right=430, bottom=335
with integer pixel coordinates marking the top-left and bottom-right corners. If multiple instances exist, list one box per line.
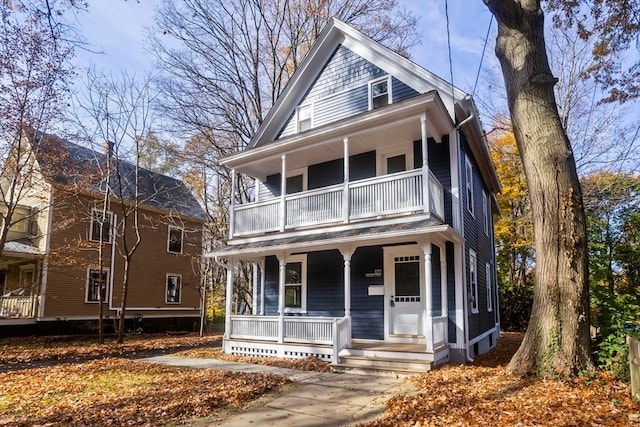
left=338, top=354, right=432, bottom=371
left=331, top=362, right=430, bottom=377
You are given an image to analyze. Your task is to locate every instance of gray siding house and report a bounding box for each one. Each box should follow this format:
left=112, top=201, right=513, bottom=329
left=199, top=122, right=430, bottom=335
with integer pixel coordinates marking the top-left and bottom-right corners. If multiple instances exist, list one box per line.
left=209, top=18, right=501, bottom=371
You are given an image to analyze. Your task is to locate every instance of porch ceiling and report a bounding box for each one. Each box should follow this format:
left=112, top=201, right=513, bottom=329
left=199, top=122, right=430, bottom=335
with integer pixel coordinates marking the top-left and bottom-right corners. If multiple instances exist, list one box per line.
left=207, top=217, right=460, bottom=259
left=222, top=92, right=455, bottom=180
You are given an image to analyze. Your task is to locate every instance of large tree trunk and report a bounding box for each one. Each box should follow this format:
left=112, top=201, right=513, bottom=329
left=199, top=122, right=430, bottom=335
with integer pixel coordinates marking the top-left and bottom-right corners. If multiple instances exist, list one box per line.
left=484, top=0, right=594, bottom=375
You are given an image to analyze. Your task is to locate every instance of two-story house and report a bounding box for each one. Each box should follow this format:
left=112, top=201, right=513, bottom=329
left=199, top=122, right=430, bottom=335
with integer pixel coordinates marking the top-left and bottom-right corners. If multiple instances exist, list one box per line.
left=0, top=132, right=207, bottom=336
left=208, top=18, right=501, bottom=371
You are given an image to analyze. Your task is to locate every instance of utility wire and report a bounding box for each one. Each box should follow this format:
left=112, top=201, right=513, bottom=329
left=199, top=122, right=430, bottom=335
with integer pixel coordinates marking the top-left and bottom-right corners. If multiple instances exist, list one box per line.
left=445, top=0, right=455, bottom=103
left=473, top=15, right=493, bottom=97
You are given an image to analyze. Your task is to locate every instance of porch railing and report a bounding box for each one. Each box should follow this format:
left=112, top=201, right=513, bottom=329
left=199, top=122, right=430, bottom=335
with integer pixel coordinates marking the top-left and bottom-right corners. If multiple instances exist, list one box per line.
left=233, top=169, right=445, bottom=237
left=431, top=315, right=448, bottom=350
left=228, top=315, right=351, bottom=350
left=0, top=296, right=38, bottom=318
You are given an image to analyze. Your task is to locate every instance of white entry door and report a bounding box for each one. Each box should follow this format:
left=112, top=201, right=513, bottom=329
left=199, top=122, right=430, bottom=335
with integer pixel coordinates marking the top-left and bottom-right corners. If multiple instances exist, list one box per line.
left=385, top=248, right=424, bottom=339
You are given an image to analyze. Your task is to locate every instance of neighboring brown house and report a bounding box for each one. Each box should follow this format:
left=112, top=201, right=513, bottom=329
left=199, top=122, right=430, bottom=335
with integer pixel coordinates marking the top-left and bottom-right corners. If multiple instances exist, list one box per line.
left=0, top=133, right=206, bottom=336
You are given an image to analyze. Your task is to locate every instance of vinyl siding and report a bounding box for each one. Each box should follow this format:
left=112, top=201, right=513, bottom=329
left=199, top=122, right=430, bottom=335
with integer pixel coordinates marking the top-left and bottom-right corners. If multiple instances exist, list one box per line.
left=278, top=45, right=420, bottom=139
left=263, top=246, right=385, bottom=340
left=42, top=190, right=202, bottom=318
left=460, top=133, right=497, bottom=340
left=414, top=135, right=453, bottom=225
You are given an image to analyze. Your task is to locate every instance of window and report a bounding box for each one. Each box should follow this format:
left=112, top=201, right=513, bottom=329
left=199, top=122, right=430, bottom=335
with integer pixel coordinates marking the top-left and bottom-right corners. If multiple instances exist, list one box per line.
left=486, top=262, right=493, bottom=312
left=167, top=226, right=183, bottom=254
left=297, top=104, right=312, bottom=132
left=285, top=255, right=307, bottom=312
left=286, top=175, right=304, bottom=194
left=166, top=274, right=181, bottom=303
left=470, top=250, right=478, bottom=313
left=86, top=268, right=108, bottom=303
left=90, top=209, right=113, bottom=243
left=386, top=154, right=406, bottom=174
left=29, top=206, right=39, bottom=237
left=483, top=191, right=489, bottom=235
left=465, top=156, right=475, bottom=216
left=369, top=76, right=391, bottom=109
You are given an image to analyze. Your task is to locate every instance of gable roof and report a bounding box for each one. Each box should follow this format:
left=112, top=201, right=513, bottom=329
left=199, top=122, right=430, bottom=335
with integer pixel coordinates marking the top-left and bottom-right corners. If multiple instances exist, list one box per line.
left=31, top=133, right=207, bottom=222
left=249, top=17, right=468, bottom=148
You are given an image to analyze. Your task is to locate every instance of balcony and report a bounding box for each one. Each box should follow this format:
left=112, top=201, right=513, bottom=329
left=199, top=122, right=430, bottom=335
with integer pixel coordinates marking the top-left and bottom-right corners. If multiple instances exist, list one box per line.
left=232, top=168, right=444, bottom=237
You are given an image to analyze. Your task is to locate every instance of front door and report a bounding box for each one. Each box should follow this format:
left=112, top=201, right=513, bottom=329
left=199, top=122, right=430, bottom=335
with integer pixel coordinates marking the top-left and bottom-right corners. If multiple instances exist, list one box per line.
left=385, top=247, right=424, bottom=340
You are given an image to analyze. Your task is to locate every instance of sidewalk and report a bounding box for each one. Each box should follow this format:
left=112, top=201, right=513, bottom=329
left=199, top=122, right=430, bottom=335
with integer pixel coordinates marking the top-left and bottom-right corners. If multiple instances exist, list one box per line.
left=143, top=355, right=416, bottom=427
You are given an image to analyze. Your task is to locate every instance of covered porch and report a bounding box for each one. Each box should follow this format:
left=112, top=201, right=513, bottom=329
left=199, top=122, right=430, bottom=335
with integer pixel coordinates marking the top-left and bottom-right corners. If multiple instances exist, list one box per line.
left=213, top=221, right=462, bottom=366
left=0, top=240, right=42, bottom=320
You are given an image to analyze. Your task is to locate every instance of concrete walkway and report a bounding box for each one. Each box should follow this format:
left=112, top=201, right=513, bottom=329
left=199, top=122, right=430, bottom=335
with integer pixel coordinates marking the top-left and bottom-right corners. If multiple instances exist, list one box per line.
left=143, top=355, right=415, bottom=426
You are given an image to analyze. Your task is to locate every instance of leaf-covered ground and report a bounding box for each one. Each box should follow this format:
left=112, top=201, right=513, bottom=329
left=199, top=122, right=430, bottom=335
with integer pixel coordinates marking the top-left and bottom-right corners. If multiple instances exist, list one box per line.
left=0, top=333, right=222, bottom=365
left=0, top=357, right=287, bottom=426
left=361, top=332, right=640, bottom=426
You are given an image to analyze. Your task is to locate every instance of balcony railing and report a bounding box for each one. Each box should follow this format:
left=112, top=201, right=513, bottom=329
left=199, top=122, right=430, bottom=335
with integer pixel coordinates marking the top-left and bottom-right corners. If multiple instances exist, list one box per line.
left=0, top=295, right=38, bottom=318
left=233, top=169, right=445, bottom=237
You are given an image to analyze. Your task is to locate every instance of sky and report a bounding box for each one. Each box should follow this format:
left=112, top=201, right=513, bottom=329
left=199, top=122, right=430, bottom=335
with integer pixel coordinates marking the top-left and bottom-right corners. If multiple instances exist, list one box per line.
left=73, top=0, right=498, bottom=96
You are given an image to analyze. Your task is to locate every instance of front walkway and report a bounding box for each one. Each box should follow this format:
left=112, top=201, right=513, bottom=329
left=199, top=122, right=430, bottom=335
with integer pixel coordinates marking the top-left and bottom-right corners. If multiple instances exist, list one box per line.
left=143, top=355, right=416, bottom=426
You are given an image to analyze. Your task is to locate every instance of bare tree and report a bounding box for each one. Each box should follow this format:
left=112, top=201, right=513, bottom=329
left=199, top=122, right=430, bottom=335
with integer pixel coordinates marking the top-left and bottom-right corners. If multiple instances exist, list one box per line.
left=0, top=0, right=79, bottom=258
left=73, top=69, right=158, bottom=343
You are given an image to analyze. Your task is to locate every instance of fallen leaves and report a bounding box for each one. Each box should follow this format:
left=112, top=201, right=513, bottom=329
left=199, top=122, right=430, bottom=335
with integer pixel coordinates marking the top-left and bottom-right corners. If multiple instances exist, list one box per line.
left=0, top=357, right=288, bottom=426
left=0, top=333, right=222, bottom=365
left=360, top=332, right=640, bottom=426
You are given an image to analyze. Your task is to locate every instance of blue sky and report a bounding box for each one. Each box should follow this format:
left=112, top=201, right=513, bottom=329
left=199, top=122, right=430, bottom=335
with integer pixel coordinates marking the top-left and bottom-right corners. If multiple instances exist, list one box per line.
left=74, top=0, right=497, bottom=95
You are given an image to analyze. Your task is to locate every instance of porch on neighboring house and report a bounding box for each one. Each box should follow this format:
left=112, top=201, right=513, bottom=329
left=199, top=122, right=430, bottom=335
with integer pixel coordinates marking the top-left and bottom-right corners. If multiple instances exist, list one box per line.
left=214, top=221, right=462, bottom=370
left=0, top=240, right=42, bottom=320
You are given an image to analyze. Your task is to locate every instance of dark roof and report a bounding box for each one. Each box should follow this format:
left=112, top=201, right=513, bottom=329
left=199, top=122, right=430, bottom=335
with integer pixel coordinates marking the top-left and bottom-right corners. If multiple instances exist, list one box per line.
left=31, top=133, right=207, bottom=222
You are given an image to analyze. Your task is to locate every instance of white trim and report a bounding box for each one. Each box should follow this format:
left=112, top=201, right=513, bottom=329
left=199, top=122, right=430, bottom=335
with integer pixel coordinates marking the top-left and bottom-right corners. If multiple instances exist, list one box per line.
left=167, top=225, right=184, bottom=254
left=377, top=142, right=413, bottom=176
left=165, top=273, right=182, bottom=304
left=469, top=249, right=478, bottom=314
left=465, top=156, right=475, bottom=217
left=296, top=103, right=314, bottom=132
left=84, top=267, right=110, bottom=304
left=368, top=75, right=392, bottom=110
left=383, top=244, right=425, bottom=343
left=286, top=167, right=308, bottom=193
left=482, top=190, right=489, bottom=236
left=283, top=254, right=307, bottom=313
left=486, top=262, right=493, bottom=312
left=89, top=208, right=114, bottom=243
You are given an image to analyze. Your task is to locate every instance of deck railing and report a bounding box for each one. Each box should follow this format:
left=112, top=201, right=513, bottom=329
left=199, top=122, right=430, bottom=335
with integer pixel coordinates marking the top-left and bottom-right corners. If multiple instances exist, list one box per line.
left=0, top=296, right=37, bottom=318
left=232, top=169, right=445, bottom=237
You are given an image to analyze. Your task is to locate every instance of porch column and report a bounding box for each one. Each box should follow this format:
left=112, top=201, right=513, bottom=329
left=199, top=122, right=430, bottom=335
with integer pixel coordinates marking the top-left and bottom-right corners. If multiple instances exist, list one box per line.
left=421, top=114, right=431, bottom=214
left=277, top=254, right=287, bottom=343
left=224, top=257, right=236, bottom=340
left=422, top=242, right=434, bottom=352
left=339, top=247, right=355, bottom=318
left=280, top=155, right=287, bottom=232
left=441, top=249, right=448, bottom=343
left=251, top=263, right=258, bottom=315
left=229, top=168, right=236, bottom=239
left=258, top=259, right=266, bottom=315
left=343, top=137, right=350, bottom=223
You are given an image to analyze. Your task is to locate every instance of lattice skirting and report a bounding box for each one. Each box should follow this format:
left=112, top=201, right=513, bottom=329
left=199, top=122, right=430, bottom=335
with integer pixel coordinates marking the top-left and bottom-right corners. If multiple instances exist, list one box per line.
left=225, top=339, right=335, bottom=363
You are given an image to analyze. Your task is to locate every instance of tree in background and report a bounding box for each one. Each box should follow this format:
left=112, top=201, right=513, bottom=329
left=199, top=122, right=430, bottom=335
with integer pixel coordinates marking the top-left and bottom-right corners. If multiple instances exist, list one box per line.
left=0, top=0, right=80, bottom=258
left=488, top=126, right=534, bottom=331
left=73, top=69, right=159, bottom=343
left=583, top=170, right=640, bottom=378
left=148, top=0, right=419, bottom=318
